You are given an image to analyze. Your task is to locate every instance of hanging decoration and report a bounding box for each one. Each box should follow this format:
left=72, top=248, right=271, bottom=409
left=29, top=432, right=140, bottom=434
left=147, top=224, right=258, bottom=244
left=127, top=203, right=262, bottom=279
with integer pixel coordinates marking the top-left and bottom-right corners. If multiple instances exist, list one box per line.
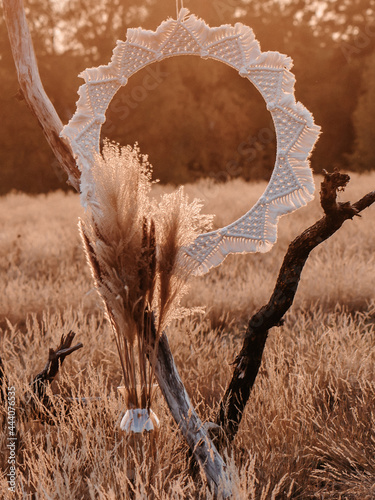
left=61, top=8, right=321, bottom=275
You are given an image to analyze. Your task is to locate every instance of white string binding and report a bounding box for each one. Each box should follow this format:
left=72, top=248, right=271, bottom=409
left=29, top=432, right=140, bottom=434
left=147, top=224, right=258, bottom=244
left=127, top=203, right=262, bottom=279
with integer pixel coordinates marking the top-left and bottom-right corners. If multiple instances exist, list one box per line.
left=176, top=0, right=184, bottom=18
left=61, top=9, right=321, bottom=276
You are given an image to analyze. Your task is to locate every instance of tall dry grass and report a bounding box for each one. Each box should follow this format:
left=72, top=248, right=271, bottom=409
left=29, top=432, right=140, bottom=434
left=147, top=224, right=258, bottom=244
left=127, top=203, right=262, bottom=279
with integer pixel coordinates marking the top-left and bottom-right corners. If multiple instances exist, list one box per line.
left=0, top=171, right=374, bottom=498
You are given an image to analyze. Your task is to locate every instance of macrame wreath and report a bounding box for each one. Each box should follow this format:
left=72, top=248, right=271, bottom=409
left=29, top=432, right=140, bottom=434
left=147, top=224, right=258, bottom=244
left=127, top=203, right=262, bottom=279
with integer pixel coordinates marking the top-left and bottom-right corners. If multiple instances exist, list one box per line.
left=61, top=8, right=321, bottom=275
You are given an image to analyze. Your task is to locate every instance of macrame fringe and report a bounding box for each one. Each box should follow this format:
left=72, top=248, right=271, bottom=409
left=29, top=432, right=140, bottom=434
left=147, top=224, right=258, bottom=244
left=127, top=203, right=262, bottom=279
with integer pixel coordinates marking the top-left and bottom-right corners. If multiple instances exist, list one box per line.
left=281, top=70, right=296, bottom=94
left=186, top=231, right=274, bottom=276
left=290, top=124, right=321, bottom=160
left=255, top=50, right=293, bottom=70
left=188, top=179, right=315, bottom=277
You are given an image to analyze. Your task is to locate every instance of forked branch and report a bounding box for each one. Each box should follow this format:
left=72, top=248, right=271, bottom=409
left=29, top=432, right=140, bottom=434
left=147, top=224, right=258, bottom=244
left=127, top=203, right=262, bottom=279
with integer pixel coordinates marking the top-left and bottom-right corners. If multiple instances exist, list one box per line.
left=216, top=170, right=375, bottom=441
left=30, top=331, right=83, bottom=406
left=0, top=332, right=82, bottom=421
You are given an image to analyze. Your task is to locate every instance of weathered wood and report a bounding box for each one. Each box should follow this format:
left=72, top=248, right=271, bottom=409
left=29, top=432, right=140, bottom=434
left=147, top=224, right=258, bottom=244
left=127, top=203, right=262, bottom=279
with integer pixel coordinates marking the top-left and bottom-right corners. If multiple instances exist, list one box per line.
left=154, top=331, right=231, bottom=496
left=3, top=0, right=80, bottom=191
left=3, top=2, right=232, bottom=495
left=216, top=171, right=375, bottom=441
left=30, top=331, right=83, bottom=405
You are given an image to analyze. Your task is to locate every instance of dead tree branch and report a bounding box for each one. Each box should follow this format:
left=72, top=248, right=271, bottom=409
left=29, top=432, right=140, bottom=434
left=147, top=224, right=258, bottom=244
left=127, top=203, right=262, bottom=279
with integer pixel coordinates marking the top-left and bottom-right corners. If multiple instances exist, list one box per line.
left=30, top=331, right=83, bottom=407
left=0, top=331, right=82, bottom=422
left=216, top=170, right=375, bottom=441
left=2, top=0, right=80, bottom=190
left=3, top=2, right=232, bottom=494
left=148, top=317, right=232, bottom=496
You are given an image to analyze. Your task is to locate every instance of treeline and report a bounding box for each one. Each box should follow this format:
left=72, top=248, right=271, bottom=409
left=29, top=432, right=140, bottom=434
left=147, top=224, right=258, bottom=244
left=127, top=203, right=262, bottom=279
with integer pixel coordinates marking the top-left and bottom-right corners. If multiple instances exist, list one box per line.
left=1, top=0, right=375, bottom=194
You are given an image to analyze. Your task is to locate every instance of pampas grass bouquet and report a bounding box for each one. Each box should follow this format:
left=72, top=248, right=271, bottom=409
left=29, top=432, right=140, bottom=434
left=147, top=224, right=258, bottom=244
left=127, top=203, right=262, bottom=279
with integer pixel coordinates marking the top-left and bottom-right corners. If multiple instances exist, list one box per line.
left=80, top=140, right=212, bottom=414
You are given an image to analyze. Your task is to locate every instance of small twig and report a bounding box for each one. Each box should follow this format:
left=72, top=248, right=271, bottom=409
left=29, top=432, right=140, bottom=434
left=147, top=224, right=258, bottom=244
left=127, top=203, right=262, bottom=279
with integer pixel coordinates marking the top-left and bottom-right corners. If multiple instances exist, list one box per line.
left=215, top=171, right=375, bottom=442
left=30, top=331, right=83, bottom=404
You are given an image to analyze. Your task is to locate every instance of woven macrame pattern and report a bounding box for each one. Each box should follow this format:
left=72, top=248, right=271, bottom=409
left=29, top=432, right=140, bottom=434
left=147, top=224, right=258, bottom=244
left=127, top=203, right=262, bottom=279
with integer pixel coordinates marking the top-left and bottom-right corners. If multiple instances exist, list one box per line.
left=61, top=8, right=321, bottom=275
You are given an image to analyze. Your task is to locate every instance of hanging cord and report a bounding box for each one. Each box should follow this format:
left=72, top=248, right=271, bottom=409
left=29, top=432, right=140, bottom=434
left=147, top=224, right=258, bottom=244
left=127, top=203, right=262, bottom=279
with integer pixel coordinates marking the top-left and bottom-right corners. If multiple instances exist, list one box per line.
left=176, top=0, right=184, bottom=18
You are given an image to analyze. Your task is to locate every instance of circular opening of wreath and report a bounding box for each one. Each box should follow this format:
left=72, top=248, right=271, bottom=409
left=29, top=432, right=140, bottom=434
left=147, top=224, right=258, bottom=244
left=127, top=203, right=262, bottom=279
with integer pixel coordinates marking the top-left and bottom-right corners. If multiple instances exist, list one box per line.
left=61, top=8, right=320, bottom=275
left=101, top=57, right=276, bottom=186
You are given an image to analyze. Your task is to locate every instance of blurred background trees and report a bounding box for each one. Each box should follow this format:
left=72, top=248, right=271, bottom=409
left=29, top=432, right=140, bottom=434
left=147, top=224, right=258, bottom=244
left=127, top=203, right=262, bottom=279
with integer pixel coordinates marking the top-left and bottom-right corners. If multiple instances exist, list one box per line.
left=1, top=0, right=375, bottom=194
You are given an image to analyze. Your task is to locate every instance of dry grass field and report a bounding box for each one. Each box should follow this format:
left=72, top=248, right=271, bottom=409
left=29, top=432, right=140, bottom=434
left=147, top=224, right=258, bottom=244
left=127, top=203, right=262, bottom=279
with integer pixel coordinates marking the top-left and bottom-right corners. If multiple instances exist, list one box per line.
left=0, top=172, right=374, bottom=499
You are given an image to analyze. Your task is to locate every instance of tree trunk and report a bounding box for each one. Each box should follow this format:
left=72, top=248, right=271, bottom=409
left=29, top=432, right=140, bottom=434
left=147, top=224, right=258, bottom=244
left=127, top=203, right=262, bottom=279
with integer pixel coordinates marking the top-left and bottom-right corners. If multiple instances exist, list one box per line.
left=155, top=332, right=231, bottom=496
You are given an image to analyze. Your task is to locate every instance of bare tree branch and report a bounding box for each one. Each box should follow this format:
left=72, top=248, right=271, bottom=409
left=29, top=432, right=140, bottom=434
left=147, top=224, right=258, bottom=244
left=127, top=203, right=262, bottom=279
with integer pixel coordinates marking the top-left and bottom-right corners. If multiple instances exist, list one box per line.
left=3, top=2, right=232, bottom=494
left=3, top=0, right=80, bottom=190
left=30, top=331, right=83, bottom=405
left=148, top=319, right=232, bottom=496
left=216, top=170, right=375, bottom=442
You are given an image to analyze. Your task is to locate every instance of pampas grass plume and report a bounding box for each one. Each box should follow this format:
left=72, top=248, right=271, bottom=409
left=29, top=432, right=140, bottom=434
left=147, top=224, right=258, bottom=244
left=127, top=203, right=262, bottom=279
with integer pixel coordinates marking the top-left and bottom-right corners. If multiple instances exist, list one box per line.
left=79, top=141, right=213, bottom=407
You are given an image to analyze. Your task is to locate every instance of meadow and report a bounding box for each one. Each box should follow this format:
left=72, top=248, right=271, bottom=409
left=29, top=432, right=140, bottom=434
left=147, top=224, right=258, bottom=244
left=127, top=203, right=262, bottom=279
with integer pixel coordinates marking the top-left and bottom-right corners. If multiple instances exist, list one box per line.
left=0, top=172, right=374, bottom=499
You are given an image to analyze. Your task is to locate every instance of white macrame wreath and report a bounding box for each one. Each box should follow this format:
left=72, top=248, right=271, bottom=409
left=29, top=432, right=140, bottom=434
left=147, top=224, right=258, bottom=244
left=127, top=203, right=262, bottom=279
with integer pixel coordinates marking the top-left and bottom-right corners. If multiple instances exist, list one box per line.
left=61, top=8, right=321, bottom=275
